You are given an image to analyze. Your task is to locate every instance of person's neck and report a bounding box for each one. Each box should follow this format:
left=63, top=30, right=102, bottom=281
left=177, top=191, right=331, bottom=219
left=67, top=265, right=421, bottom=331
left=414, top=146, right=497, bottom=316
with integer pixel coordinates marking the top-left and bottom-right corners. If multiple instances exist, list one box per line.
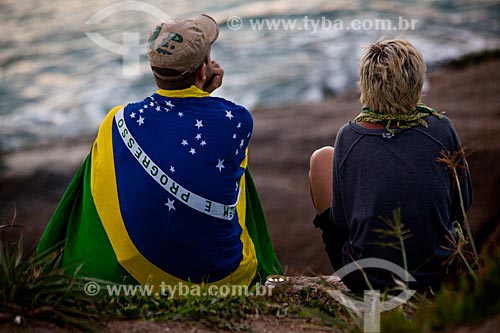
left=156, top=85, right=209, bottom=98
left=356, top=122, right=387, bottom=129
left=195, top=81, right=204, bottom=91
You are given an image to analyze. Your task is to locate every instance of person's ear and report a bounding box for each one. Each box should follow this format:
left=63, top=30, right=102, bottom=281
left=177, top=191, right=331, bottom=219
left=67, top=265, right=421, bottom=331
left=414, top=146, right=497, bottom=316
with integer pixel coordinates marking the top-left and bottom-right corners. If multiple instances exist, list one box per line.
left=196, top=63, right=207, bottom=82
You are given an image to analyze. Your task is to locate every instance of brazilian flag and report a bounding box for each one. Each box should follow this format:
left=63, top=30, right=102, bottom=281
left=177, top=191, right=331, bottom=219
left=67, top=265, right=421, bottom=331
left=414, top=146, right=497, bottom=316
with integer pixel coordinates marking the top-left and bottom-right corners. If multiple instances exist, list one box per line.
left=37, top=86, right=282, bottom=287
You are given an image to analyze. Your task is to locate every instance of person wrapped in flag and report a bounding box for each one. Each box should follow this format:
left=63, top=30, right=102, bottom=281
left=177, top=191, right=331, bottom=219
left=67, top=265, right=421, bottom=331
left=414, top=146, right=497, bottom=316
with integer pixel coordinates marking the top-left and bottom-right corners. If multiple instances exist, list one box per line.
left=37, top=14, right=282, bottom=287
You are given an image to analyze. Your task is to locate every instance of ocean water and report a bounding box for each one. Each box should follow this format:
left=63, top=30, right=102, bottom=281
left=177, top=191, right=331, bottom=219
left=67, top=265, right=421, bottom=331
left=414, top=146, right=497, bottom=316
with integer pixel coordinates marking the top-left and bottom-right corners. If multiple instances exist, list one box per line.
left=0, top=0, right=499, bottom=150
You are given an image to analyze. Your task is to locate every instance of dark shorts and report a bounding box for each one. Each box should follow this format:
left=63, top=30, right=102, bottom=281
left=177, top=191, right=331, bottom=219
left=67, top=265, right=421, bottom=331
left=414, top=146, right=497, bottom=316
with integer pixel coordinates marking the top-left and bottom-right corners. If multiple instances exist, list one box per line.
left=314, top=209, right=385, bottom=293
left=313, top=208, right=347, bottom=272
left=314, top=208, right=446, bottom=294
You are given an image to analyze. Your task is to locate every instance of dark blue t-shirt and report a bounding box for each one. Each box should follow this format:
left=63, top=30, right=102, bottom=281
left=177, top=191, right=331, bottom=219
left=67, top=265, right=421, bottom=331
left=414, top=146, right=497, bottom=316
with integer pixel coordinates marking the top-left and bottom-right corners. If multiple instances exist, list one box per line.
left=329, top=115, right=472, bottom=292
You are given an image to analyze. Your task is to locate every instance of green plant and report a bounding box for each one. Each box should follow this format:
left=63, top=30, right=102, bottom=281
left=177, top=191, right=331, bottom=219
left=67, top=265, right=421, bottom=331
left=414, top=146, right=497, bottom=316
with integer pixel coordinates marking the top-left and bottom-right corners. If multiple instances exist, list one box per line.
left=377, top=147, right=500, bottom=332
left=0, top=224, right=101, bottom=331
left=437, top=148, right=479, bottom=268
left=371, top=207, right=413, bottom=283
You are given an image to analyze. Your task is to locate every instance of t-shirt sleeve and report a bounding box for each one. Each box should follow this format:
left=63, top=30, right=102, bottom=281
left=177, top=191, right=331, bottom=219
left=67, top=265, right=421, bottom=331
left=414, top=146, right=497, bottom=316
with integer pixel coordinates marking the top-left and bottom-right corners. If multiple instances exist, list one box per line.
left=331, top=125, right=350, bottom=231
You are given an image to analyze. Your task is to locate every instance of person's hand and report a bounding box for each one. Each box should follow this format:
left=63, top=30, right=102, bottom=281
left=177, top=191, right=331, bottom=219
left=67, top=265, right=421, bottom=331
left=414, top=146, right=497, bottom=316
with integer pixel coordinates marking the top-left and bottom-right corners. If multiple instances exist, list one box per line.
left=203, top=60, right=224, bottom=93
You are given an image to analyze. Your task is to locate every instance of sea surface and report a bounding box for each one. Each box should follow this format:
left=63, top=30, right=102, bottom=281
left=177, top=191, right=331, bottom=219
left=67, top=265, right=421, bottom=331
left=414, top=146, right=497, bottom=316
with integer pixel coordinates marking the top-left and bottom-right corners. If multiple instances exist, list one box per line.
left=1, top=0, right=499, bottom=150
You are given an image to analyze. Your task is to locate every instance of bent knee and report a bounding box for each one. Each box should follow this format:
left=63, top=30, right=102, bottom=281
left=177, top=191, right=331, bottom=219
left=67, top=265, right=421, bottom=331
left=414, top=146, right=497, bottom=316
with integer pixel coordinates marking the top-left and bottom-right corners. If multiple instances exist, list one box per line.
left=309, top=146, right=334, bottom=184
left=309, top=146, right=334, bottom=169
left=309, top=146, right=334, bottom=213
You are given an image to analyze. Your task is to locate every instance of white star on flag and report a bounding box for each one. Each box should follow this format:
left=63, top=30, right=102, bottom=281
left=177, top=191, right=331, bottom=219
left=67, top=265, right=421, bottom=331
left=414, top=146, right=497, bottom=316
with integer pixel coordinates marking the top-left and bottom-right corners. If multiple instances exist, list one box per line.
left=166, top=100, right=174, bottom=108
left=143, top=105, right=148, bottom=109
left=156, top=106, right=161, bottom=111
left=169, top=166, right=175, bottom=173
left=195, top=133, right=202, bottom=140
left=216, top=159, right=225, bottom=172
left=137, top=116, right=145, bottom=126
left=130, top=112, right=136, bottom=119
left=178, top=112, right=184, bottom=117
left=189, top=148, right=196, bottom=155
left=235, top=149, right=239, bottom=155
left=200, top=140, right=207, bottom=146
left=149, top=102, right=154, bottom=106
left=165, top=198, right=175, bottom=211
left=225, top=110, right=234, bottom=120
left=139, top=108, right=144, bottom=113
left=195, top=119, right=203, bottom=129
left=239, top=139, right=245, bottom=148
left=233, top=134, right=237, bottom=139
left=181, top=139, right=188, bottom=146
left=164, top=107, right=170, bottom=112
left=237, top=122, right=241, bottom=128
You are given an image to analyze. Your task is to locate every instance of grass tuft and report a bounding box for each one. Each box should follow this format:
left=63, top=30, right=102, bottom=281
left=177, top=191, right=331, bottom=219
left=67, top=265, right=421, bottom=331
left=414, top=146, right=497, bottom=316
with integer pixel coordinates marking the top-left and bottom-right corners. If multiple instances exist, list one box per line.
left=0, top=224, right=102, bottom=331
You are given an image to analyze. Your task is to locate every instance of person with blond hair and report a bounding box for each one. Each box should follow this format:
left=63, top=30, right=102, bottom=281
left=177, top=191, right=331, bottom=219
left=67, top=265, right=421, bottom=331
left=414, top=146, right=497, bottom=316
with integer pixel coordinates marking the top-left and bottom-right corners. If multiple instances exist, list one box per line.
left=309, top=39, right=472, bottom=293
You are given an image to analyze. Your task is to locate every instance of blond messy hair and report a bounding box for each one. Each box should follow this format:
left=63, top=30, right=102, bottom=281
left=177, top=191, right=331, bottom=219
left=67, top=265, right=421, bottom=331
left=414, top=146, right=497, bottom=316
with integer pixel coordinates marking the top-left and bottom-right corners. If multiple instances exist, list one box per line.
left=359, top=38, right=426, bottom=114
